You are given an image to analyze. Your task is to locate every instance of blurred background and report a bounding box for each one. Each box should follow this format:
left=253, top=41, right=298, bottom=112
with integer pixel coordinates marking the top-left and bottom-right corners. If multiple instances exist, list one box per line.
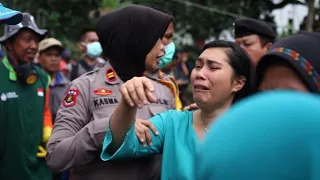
left=3, top=0, right=319, bottom=57
left=3, top=0, right=319, bottom=104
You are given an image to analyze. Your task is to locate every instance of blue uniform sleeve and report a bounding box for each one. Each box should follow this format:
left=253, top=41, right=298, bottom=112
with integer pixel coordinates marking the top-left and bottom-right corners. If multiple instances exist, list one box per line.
left=100, top=110, right=172, bottom=161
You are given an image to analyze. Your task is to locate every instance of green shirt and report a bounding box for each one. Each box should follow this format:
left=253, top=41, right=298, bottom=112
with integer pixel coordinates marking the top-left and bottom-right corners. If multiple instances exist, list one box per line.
left=0, top=57, right=52, bottom=180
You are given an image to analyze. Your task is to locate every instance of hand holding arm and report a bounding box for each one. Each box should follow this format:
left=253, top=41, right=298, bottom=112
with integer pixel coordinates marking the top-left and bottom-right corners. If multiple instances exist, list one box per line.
left=108, top=77, right=158, bottom=152
left=135, top=118, right=159, bottom=147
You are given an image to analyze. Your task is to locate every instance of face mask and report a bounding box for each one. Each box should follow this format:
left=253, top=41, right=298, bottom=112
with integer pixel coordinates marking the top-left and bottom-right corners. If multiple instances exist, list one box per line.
left=158, top=42, right=176, bottom=69
left=86, top=42, right=103, bottom=59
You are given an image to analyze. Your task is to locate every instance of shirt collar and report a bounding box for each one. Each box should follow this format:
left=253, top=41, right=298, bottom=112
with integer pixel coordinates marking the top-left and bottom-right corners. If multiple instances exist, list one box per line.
left=2, top=56, right=17, bottom=81
left=144, top=70, right=164, bottom=81
left=50, top=72, right=69, bottom=87
left=54, top=72, right=62, bottom=86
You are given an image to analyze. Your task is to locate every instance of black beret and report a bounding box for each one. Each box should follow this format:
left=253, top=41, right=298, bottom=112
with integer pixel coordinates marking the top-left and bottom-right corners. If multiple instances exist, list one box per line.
left=234, top=18, right=276, bottom=41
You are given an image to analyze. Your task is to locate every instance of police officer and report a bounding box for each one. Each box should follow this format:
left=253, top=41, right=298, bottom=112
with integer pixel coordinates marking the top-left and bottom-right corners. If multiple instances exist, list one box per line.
left=0, top=13, right=52, bottom=180
left=145, top=4, right=182, bottom=111
left=47, top=5, right=175, bottom=180
left=234, top=18, right=276, bottom=66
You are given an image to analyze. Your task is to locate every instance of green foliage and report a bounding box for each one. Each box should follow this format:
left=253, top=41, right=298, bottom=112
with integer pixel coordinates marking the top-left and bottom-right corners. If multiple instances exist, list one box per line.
left=60, top=38, right=82, bottom=60
left=102, top=0, right=131, bottom=9
left=2, top=0, right=104, bottom=60
left=2, top=0, right=101, bottom=42
left=3, top=0, right=308, bottom=42
left=131, top=0, right=305, bottom=40
left=2, top=0, right=312, bottom=58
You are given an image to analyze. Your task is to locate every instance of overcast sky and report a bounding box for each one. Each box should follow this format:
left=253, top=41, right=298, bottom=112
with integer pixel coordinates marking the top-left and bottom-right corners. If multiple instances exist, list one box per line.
left=272, top=0, right=308, bottom=34
left=181, top=0, right=319, bottom=44
left=272, top=0, right=320, bottom=34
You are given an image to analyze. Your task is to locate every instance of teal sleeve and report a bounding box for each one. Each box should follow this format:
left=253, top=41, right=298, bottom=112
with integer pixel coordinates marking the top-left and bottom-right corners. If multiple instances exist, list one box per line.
left=100, top=111, right=171, bottom=161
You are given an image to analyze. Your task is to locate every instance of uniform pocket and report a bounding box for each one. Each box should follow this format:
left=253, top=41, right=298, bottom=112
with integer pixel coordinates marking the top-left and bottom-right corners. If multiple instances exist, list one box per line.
left=92, top=105, right=117, bottom=120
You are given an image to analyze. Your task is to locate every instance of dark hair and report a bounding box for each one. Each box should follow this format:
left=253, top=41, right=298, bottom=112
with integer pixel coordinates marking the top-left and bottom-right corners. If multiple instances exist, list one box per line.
left=80, top=28, right=96, bottom=42
left=259, top=35, right=274, bottom=47
left=202, top=40, right=255, bottom=103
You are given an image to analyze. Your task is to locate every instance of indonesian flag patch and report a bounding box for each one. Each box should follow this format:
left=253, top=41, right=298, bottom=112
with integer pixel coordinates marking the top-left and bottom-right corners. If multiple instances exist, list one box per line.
left=63, top=89, right=80, bottom=107
left=37, top=88, right=44, bottom=97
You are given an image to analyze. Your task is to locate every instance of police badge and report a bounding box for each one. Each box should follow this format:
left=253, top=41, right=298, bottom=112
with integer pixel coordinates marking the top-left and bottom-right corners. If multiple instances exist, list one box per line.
left=63, top=88, right=80, bottom=107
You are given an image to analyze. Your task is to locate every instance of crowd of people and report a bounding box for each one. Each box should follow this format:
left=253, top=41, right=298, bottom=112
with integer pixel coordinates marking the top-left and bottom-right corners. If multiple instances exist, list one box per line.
left=0, top=2, right=320, bottom=180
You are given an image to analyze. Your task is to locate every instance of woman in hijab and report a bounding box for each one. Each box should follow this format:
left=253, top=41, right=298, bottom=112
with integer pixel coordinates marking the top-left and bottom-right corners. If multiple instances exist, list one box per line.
left=47, top=4, right=174, bottom=180
left=195, top=90, right=320, bottom=180
left=256, top=32, right=320, bottom=93
left=100, top=40, right=254, bottom=179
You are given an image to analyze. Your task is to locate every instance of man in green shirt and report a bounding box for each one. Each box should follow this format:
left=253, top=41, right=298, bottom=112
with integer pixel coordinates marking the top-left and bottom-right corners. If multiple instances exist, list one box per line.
left=0, top=12, right=53, bottom=180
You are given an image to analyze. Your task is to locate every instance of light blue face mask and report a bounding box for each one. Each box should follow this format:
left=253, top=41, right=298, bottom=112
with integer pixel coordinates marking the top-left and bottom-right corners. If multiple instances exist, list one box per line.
left=86, top=41, right=103, bottom=59
left=158, top=42, right=176, bottom=69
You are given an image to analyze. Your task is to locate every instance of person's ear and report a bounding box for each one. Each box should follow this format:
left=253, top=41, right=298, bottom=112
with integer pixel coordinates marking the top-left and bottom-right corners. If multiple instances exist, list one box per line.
left=4, top=41, right=13, bottom=51
left=232, top=76, right=246, bottom=93
left=78, top=42, right=86, bottom=53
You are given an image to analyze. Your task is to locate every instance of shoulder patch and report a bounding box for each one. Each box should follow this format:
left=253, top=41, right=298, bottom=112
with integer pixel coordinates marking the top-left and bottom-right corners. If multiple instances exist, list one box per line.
left=63, top=89, right=80, bottom=107
left=106, top=68, right=116, bottom=82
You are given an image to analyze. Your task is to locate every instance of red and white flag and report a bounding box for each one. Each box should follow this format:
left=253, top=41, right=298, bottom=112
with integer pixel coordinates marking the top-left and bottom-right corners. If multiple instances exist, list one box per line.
left=37, top=88, right=44, bottom=97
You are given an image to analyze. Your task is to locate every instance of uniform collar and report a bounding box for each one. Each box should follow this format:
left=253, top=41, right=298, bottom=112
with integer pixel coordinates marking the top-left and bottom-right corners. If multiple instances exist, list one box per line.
left=55, top=72, right=62, bottom=84
left=144, top=70, right=164, bottom=81
left=2, top=56, right=17, bottom=81
left=104, top=61, right=122, bottom=85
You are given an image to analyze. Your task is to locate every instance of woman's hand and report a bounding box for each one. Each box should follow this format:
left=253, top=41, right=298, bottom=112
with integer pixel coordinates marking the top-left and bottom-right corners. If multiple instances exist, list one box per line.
left=135, top=118, right=159, bottom=147
left=120, top=77, right=157, bottom=108
left=183, top=103, right=198, bottom=110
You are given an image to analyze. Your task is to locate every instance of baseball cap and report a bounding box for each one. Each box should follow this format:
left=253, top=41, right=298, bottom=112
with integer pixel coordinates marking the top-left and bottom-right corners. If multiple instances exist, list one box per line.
left=0, top=3, right=22, bottom=25
left=38, top=38, right=64, bottom=53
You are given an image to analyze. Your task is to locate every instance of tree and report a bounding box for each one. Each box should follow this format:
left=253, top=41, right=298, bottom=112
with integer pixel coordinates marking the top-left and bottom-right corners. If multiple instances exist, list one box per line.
left=101, top=0, right=131, bottom=9
left=131, top=0, right=305, bottom=40
left=2, top=0, right=102, bottom=58
left=299, top=0, right=320, bottom=32
left=2, top=0, right=102, bottom=42
left=306, top=0, right=315, bottom=32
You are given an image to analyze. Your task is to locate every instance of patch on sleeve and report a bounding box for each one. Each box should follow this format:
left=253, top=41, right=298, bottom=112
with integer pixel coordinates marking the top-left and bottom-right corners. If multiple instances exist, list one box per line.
left=63, top=89, right=80, bottom=107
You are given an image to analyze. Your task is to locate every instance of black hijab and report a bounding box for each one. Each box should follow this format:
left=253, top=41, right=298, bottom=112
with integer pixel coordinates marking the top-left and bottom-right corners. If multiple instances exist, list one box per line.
left=96, top=4, right=173, bottom=81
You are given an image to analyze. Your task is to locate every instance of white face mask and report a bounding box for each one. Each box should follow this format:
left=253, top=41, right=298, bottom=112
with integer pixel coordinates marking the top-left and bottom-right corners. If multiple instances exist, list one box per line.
left=157, top=42, right=176, bottom=69
left=85, top=41, right=103, bottom=59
